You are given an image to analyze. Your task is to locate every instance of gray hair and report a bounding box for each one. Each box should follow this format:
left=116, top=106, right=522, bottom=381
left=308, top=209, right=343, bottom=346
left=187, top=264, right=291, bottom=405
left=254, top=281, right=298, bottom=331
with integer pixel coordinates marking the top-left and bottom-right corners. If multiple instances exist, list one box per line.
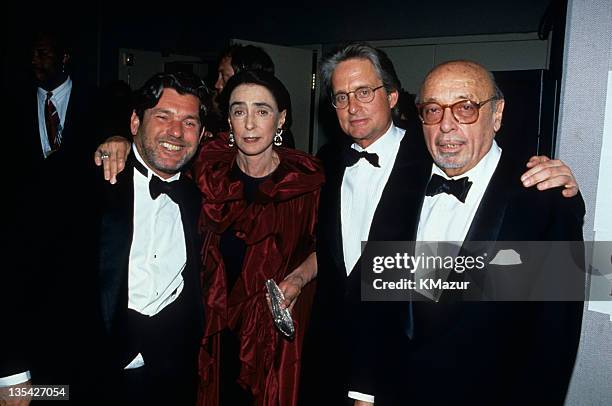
left=320, top=42, right=401, bottom=96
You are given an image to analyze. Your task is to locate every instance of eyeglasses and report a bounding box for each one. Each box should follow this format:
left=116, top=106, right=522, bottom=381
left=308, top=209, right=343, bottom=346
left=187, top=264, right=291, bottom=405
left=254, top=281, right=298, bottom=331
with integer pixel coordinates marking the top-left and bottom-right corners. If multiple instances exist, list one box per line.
left=417, top=97, right=498, bottom=125
left=331, top=85, right=385, bottom=109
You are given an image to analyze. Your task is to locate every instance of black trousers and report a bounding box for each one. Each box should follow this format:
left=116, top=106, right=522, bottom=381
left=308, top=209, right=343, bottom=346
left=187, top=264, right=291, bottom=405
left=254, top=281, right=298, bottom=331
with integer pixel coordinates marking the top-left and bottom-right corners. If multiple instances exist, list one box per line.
left=117, top=289, right=200, bottom=405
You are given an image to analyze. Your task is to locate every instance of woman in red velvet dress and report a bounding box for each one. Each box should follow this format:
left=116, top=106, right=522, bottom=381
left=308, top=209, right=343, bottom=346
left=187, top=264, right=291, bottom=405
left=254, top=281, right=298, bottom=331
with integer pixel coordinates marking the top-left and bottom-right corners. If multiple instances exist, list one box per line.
left=193, top=70, right=323, bottom=406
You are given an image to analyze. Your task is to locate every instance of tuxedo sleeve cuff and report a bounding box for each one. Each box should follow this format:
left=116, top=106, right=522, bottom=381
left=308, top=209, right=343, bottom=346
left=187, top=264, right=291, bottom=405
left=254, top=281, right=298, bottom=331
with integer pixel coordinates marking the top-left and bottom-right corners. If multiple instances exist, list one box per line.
left=0, top=371, right=31, bottom=387
left=348, top=390, right=375, bottom=403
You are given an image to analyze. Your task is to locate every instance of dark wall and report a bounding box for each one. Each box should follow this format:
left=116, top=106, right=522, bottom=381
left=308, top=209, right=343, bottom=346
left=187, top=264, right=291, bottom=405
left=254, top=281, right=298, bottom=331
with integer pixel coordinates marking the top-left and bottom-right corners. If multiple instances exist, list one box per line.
left=2, top=3, right=99, bottom=90
left=98, top=0, right=552, bottom=48
left=3, top=0, right=555, bottom=90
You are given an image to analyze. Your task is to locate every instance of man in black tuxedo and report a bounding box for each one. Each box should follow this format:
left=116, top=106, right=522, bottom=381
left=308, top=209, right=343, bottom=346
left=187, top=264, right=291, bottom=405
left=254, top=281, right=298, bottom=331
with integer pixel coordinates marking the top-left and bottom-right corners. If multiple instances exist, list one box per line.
left=368, top=60, right=585, bottom=405
left=1, top=72, right=207, bottom=404
left=94, top=72, right=207, bottom=403
left=301, top=43, right=583, bottom=406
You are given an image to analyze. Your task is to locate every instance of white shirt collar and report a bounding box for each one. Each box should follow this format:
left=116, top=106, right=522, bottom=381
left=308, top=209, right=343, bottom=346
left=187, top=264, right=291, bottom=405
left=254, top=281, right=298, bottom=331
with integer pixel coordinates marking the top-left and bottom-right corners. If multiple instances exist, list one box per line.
left=132, top=143, right=181, bottom=182
left=351, top=123, right=403, bottom=169
left=37, top=76, right=72, bottom=99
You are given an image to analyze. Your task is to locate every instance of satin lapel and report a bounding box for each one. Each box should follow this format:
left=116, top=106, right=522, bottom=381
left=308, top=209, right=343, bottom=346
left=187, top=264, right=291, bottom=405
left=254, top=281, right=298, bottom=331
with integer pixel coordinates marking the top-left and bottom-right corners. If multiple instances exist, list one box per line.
left=347, top=135, right=431, bottom=281
left=452, top=153, right=514, bottom=298
left=367, top=135, right=432, bottom=244
left=361, top=133, right=430, bottom=338
left=179, top=181, right=201, bottom=269
left=462, top=153, right=513, bottom=245
left=322, top=153, right=348, bottom=275
left=177, top=179, right=204, bottom=328
left=98, top=164, right=135, bottom=333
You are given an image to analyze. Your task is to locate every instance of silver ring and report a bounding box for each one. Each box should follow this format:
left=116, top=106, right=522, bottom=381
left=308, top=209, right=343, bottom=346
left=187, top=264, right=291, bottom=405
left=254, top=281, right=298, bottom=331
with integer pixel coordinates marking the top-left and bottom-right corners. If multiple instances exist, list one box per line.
left=100, top=152, right=110, bottom=160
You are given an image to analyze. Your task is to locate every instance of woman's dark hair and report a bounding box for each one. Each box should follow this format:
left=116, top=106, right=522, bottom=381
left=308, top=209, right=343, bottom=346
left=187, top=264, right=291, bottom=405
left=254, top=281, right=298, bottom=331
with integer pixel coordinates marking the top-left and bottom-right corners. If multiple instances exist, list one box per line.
left=132, top=72, right=209, bottom=124
left=219, top=70, right=292, bottom=130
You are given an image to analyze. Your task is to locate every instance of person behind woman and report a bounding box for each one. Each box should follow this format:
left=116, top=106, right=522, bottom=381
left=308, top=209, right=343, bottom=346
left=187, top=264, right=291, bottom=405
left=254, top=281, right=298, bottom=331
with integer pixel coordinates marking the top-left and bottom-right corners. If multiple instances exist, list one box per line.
left=195, top=70, right=322, bottom=405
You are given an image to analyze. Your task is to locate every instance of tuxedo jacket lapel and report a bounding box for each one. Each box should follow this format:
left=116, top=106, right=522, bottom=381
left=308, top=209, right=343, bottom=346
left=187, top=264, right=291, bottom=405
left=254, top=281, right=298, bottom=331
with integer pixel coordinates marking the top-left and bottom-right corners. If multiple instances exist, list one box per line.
left=462, top=152, right=514, bottom=245
left=321, top=150, right=348, bottom=275
left=97, top=162, right=203, bottom=335
left=451, top=152, right=514, bottom=296
left=367, top=150, right=431, bottom=243
left=176, top=178, right=205, bottom=331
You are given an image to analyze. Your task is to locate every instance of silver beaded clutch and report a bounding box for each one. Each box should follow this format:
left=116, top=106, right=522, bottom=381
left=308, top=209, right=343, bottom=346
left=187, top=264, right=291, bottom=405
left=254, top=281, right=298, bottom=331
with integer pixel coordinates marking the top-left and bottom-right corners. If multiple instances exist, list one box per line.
left=265, top=279, right=295, bottom=338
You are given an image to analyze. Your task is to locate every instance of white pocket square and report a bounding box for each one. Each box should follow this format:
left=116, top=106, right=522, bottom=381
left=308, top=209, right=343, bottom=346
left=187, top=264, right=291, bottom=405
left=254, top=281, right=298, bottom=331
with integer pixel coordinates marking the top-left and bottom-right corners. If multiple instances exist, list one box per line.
left=489, top=249, right=522, bottom=266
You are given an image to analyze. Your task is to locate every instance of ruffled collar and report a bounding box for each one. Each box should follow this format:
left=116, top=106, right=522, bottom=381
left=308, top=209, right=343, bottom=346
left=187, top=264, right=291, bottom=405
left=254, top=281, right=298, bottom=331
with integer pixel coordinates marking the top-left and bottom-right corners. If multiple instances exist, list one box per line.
left=195, top=143, right=324, bottom=235
left=197, top=146, right=324, bottom=204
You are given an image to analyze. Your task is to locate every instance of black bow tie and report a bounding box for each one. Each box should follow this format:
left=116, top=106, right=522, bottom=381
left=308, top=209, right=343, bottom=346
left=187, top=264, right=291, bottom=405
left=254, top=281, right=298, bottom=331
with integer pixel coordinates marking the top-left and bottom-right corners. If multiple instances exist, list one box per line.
left=343, top=147, right=380, bottom=167
left=425, top=173, right=473, bottom=203
left=149, top=175, right=185, bottom=204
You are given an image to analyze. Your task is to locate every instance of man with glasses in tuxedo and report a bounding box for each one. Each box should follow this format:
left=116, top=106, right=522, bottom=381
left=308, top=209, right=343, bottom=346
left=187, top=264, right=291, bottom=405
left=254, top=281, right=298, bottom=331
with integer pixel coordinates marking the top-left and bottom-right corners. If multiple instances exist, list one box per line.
left=301, top=44, right=582, bottom=406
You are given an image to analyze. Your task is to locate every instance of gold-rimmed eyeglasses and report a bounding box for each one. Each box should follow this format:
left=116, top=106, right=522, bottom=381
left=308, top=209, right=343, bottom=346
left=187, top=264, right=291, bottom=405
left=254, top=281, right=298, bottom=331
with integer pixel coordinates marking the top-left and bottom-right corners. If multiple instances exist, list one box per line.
left=331, top=85, right=385, bottom=109
left=417, top=97, right=498, bottom=125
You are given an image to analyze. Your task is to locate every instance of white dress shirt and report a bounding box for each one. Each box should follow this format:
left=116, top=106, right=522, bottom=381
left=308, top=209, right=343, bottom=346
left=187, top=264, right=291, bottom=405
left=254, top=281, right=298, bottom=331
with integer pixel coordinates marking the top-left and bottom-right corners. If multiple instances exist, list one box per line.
left=342, top=124, right=404, bottom=404
left=129, top=146, right=186, bottom=316
left=341, top=124, right=405, bottom=275
left=124, top=146, right=187, bottom=369
left=0, top=144, right=190, bottom=384
left=417, top=140, right=502, bottom=242
left=37, top=77, right=72, bottom=158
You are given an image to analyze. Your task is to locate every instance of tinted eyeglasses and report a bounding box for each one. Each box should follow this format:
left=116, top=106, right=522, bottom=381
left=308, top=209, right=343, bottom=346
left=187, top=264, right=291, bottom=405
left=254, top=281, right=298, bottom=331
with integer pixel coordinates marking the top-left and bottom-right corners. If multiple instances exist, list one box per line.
left=417, top=97, right=498, bottom=125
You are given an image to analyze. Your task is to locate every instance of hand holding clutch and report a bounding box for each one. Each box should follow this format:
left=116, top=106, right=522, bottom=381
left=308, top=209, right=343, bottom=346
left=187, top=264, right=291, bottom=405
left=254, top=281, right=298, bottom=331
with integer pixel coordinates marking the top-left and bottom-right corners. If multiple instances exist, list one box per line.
left=266, top=279, right=295, bottom=337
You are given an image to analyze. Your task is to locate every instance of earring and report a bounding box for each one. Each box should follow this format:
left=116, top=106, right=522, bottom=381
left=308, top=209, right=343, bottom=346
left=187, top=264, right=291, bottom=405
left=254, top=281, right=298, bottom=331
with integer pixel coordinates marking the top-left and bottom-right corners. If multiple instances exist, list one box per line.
left=228, top=131, right=235, bottom=147
left=273, top=128, right=283, bottom=147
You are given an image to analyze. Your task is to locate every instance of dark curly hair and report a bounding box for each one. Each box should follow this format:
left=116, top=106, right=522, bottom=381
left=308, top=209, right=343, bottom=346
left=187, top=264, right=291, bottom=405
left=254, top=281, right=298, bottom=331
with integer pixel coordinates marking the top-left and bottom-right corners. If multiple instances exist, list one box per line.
left=133, top=72, right=210, bottom=124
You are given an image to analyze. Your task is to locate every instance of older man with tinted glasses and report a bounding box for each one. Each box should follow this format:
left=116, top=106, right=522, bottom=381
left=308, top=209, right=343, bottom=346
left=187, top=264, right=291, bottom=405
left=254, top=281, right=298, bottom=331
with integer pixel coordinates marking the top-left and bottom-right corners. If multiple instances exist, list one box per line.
left=300, top=44, right=582, bottom=406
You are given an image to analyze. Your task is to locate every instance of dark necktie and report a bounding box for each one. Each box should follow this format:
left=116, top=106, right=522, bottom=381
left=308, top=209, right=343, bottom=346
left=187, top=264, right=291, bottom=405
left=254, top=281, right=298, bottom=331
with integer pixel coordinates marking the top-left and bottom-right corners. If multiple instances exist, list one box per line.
left=343, top=147, right=380, bottom=167
left=149, top=174, right=186, bottom=204
left=44, top=91, right=61, bottom=152
left=425, top=173, right=473, bottom=203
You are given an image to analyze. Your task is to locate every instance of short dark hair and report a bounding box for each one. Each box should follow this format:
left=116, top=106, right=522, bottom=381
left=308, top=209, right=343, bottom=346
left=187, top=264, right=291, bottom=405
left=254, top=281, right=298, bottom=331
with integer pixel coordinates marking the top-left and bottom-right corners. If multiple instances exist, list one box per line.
left=219, top=70, right=292, bottom=130
left=219, top=44, right=275, bottom=74
left=133, top=72, right=209, bottom=124
left=320, top=42, right=401, bottom=96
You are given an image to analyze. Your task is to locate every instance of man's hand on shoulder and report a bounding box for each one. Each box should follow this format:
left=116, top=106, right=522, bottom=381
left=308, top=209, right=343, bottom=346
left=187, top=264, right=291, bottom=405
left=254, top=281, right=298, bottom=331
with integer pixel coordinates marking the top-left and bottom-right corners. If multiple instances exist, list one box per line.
left=94, top=135, right=132, bottom=184
left=521, top=155, right=579, bottom=198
